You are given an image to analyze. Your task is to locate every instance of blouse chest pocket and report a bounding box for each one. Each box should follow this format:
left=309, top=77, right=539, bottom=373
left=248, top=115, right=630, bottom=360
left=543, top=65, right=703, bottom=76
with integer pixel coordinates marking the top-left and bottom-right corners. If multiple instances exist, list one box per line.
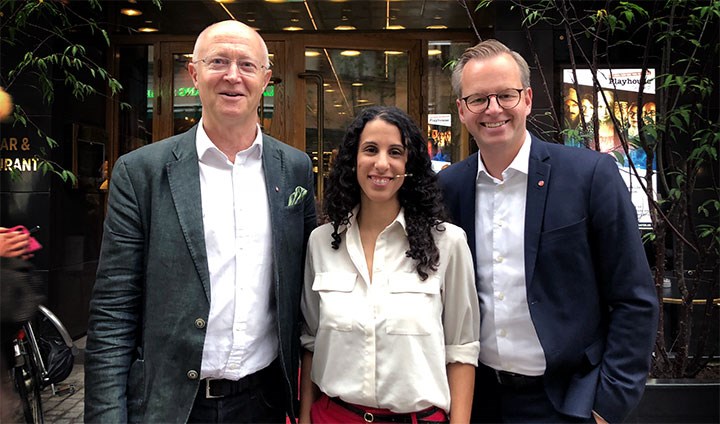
left=386, top=273, right=441, bottom=336
left=312, top=272, right=357, bottom=332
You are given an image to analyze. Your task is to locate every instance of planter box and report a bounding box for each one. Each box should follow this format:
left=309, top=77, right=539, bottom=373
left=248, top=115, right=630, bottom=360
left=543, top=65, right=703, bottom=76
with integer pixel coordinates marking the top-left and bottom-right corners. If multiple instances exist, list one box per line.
left=626, top=379, right=720, bottom=423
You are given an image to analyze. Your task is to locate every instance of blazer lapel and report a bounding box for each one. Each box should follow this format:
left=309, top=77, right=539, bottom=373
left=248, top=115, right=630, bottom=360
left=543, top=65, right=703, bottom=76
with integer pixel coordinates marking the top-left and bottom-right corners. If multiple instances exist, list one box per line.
left=262, top=136, right=286, bottom=284
left=524, top=137, right=551, bottom=290
left=459, top=154, right=479, bottom=270
left=167, top=126, right=211, bottom=301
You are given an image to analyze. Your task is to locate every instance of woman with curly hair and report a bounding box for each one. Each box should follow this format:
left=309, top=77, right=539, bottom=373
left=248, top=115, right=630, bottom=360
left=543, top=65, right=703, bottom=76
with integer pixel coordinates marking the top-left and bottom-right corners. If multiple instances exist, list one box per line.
left=299, top=106, right=479, bottom=424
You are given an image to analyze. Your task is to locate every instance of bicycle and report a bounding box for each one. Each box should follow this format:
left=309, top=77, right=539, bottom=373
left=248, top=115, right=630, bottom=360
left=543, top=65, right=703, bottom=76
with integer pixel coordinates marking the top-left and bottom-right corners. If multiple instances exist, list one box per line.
left=11, top=305, right=77, bottom=424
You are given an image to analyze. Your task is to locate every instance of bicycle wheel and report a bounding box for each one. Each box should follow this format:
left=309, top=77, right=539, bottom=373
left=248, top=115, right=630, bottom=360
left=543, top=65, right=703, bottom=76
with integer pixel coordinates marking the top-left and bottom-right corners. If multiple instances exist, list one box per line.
left=12, top=332, right=45, bottom=424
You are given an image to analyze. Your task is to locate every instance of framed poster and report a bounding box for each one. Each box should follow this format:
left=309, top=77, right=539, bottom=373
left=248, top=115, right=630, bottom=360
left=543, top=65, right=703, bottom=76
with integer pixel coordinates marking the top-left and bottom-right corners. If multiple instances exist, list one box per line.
left=562, top=69, right=657, bottom=229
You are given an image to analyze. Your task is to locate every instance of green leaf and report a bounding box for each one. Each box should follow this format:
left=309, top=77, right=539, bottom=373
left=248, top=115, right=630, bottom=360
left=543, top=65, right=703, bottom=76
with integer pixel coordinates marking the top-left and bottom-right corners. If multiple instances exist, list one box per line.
left=45, top=136, right=58, bottom=148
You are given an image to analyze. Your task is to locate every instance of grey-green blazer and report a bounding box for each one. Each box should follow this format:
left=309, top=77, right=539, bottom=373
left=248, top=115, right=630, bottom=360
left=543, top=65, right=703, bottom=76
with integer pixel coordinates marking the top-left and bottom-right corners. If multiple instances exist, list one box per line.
left=84, top=125, right=316, bottom=423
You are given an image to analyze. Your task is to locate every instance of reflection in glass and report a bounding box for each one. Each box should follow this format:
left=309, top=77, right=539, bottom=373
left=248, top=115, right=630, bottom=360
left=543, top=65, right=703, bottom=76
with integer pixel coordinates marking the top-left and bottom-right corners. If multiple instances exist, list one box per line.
left=304, top=47, right=408, bottom=197
left=118, top=45, right=153, bottom=156
left=427, top=41, right=471, bottom=170
left=173, top=53, right=201, bottom=135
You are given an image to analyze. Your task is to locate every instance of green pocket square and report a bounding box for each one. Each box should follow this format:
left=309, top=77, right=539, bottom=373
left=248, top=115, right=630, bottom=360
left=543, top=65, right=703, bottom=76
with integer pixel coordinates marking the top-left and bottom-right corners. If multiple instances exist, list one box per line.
left=287, top=186, right=308, bottom=206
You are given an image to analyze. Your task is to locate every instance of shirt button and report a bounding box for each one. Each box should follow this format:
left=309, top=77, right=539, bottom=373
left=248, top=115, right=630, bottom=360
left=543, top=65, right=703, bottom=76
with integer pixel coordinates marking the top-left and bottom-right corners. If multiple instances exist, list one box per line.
left=497, top=292, right=505, bottom=301
left=499, top=329, right=507, bottom=337
left=496, top=256, right=504, bottom=263
left=187, top=370, right=199, bottom=380
left=195, top=318, right=206, bottom=329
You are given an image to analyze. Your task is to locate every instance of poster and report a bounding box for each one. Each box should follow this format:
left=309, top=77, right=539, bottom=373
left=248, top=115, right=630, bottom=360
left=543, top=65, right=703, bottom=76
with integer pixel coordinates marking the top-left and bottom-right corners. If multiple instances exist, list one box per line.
left=428, top=113, right=452, bottom=172
left=562, top=69, right=656, bottom=229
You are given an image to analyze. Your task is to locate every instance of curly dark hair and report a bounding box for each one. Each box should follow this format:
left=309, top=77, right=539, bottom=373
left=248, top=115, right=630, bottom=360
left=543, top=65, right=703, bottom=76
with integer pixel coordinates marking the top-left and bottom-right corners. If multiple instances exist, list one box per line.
left=323, top=106, right=448, bottom=280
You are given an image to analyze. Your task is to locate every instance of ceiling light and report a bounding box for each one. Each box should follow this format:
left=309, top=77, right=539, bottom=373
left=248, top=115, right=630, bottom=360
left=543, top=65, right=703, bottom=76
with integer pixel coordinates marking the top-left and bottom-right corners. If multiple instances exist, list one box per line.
left=426, top=25, right=447, bottom=30
left=334, top=25, right=356, bottom=31
left=290, top=18, right=300, bottom=23
left=305, top=51, right=321, bottom=57
left=120, top=8, right=142, bottom=16
left=384, top=50, right=404, bottom=55
left=357, top=99, right=370, bottom=103
left=325, top=89, right=335, bottom=93
left=341, top=50, right=361, bottom=56
left=137, top=27, right=159, bottom=33
left=351, top=82, right=363, bottom=87
left=215, top=0, right=237, bottom=3
left=265, top=0, right=288, bottom=3
left=334, top=104, right=342, bottom=108
left=428, top=49, right=442, bottom=56
left=283, top=26, right=304, bottom=31
left=385, top=25, right=405, bottom=30
left=323, top=83, right=330, bottom=87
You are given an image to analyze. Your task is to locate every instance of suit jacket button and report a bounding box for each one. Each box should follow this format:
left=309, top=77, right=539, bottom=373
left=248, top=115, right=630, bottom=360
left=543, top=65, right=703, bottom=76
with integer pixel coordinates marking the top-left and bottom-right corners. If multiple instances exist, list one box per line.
left=195, top=318, right=206, bottom=329
left=187, top=370, right=199, bottom=380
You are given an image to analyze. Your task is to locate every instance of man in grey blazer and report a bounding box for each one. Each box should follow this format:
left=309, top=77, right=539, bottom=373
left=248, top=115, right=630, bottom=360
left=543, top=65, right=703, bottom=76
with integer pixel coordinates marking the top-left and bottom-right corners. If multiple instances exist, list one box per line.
left=84, top=21, right=316, bottom=423
left=439, top=40, right=657, bottom=423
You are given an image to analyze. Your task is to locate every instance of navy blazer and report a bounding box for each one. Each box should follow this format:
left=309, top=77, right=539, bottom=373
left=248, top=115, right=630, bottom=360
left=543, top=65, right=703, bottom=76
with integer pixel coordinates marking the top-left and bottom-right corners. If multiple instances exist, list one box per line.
left=439, top=135, right=658, bottom=422
left=85, top=125, right=316, bottom=423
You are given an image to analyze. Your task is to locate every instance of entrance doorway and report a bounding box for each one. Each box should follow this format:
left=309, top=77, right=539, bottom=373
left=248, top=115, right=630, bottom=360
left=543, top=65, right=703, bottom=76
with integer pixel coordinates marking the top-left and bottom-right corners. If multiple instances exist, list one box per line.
left=111, top=35, right=422, bottom=202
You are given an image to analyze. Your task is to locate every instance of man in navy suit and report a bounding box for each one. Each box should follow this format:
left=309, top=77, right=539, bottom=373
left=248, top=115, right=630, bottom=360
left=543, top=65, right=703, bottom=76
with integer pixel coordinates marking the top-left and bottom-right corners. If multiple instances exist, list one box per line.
left=85, top=21, right=316, bottom=423
left=439, top=39, right=658, bottom=423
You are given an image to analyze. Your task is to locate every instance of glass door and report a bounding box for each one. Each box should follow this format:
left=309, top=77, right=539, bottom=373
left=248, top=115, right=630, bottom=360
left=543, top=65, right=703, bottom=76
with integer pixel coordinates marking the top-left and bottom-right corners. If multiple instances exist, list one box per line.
left=300, top=37, right=421, bottom=202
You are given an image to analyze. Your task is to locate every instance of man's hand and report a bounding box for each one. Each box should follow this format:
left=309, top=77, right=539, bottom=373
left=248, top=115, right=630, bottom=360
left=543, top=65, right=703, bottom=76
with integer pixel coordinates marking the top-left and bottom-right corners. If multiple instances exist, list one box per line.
left=593, top=410, right=608, bottom=424
left=0, top=227, right=30, bottom=258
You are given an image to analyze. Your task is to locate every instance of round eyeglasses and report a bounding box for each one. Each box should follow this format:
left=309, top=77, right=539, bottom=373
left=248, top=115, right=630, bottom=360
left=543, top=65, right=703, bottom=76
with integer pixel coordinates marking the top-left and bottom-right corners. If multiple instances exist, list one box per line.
left=461, top=88, right=525, bottom=114
left=191, top=56, right=269, bottom=76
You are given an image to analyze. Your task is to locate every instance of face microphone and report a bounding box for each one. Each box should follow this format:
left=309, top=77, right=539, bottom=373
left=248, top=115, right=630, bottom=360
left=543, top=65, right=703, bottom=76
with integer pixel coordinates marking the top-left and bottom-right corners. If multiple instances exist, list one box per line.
left=395, top=173, right=413, bottom=178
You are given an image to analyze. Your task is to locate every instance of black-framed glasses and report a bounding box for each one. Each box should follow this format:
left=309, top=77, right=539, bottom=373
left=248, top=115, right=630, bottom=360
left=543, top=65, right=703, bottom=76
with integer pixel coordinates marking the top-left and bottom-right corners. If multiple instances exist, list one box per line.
left=191, top=56, right=269, bottom=76
left=461, top=88, right=525, bottom=114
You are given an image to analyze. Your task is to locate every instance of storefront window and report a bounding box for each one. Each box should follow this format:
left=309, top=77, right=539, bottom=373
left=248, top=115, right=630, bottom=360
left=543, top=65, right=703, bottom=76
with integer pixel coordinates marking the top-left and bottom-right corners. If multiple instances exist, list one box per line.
left=426, top=40, right=471, bottom=170
left=172, top=53, right=202, bottom=135
left=117, top=45, right=154, bottom=156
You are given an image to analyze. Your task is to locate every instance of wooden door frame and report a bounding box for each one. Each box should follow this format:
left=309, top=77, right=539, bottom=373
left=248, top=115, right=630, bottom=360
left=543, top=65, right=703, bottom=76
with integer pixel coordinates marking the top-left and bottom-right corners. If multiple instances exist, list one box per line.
left=107, top=32, right=477, bottom=164
left=263, top=33, right=423, bottom=153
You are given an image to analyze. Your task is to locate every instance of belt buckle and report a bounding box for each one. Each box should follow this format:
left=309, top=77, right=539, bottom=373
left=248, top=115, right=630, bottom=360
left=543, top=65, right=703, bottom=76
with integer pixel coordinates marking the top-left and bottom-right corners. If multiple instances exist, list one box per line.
left=205, top=378, right=224, bottom=399
left=494, top=370, right=505, bottom=385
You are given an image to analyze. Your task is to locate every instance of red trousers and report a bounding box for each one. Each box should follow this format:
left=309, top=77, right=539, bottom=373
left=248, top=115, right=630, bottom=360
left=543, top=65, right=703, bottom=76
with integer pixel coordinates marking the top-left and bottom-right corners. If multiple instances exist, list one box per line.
left=310, top=394, right=448, bottom=424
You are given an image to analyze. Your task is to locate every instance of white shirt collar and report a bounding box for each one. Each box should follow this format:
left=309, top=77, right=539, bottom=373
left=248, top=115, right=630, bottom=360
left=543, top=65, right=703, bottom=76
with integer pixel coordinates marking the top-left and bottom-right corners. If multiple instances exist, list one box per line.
left=477, top=131, right=532, bottom=181
left=195, top=118, right=264, bottom=164
left=338, top=205, right=408, bottom=236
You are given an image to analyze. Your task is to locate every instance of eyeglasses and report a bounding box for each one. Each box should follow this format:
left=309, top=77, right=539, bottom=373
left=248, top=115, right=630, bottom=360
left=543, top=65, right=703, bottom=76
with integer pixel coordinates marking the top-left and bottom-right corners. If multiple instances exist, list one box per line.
left=461, top=88, right=525, bottom=114
left=191, top=56, right=269, bottom=76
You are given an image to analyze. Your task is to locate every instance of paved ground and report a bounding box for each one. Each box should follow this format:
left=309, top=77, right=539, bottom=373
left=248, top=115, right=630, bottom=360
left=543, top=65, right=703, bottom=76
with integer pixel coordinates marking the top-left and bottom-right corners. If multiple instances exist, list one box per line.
left=41, top=337, right=85, bottom=423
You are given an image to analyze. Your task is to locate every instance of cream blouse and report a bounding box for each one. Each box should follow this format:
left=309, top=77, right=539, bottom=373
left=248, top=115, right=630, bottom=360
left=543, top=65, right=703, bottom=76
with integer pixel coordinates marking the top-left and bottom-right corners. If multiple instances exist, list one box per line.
left=301, top=208, right=480, bottom=413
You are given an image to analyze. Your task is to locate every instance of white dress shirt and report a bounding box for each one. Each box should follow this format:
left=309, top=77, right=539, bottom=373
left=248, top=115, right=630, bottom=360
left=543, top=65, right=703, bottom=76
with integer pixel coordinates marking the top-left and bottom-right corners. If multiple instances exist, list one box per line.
left=301, top=208, right=480, bottom=413
left=196, top=121, right=277, bottom=380
left=475, top=132, right=546, bottom=376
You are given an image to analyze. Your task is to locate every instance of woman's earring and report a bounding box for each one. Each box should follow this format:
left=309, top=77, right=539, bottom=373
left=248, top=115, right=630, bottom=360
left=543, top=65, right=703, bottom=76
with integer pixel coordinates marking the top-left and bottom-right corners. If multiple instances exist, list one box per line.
left=351, top=166, right=356, bottom=172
